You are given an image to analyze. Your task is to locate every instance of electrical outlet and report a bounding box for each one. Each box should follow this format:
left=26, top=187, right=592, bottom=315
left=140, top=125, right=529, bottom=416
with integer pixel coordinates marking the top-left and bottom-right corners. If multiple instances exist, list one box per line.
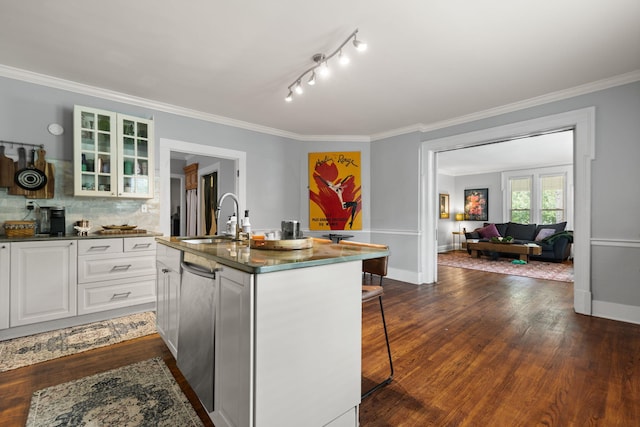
left=26, top=200, right=35, bottom=210
left=140, top=204, right=148, bottom=213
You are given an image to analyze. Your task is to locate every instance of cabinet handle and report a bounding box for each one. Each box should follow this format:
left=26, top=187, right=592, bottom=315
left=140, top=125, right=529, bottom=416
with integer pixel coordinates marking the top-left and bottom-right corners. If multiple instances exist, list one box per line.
left=89, top=245, right=111, bottom=251
left=111, top=264, right=132, bottom=271
left=133, top=243, right=151, bottom=249
left=162, top=268, right=170, bottom=273
left=111, top=292, right=132, bottom=300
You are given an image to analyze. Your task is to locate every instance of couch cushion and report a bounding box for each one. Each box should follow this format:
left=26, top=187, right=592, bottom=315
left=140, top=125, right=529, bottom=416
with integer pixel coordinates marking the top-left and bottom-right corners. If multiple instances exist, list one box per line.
left=534, top=228, right=557, bottom=241
left=505, top=222, right=537, bottom=241
left=465, top=230, right=481, bottom=239
left=477, top=223, right=501, bottom=239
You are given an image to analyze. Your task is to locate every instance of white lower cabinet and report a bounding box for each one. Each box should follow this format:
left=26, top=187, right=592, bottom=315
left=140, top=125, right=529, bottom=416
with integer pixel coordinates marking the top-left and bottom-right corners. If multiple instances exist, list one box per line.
left=156, top=244, right=181, bottom=358
left=210, top=261, right=361, bottom=427
left=10, top=240, right=78, bottom=327
left=77, top=237, right=156, bottom=315
left=0, top=243, right=10, bottom=330
left=212, top=267, right=253, bottom=427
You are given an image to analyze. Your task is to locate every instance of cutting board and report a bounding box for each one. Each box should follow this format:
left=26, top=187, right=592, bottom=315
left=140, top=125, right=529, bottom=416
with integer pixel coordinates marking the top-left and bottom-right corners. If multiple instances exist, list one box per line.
left=8, top=147, right=27, bottom=196
left=0, top=146, right=14, bottom=187
left=26, top=149, right=55, bottom=199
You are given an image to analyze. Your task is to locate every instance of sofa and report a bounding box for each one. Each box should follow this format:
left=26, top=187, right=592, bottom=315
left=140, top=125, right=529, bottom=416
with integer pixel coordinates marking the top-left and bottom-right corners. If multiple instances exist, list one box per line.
left=464, top=221, right=573, bottom=262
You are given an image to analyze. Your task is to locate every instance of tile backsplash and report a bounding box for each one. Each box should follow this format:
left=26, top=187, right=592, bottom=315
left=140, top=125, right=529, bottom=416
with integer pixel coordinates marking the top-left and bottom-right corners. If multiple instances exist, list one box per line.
left=0, top=159, right=161, bottom=236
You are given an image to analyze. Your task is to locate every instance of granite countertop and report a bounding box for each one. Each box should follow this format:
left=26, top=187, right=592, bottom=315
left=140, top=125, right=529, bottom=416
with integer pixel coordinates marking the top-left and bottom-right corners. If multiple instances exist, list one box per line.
left=156, top=236, right=389, bottom=274
left=0, top=231, right=162, bottom=243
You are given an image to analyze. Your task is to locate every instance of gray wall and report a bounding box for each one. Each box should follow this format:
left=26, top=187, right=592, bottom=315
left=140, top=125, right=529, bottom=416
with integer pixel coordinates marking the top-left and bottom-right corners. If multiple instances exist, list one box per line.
left=1, top=75, right=639, bottom=323
left=372, top=81, right=640, bottom=322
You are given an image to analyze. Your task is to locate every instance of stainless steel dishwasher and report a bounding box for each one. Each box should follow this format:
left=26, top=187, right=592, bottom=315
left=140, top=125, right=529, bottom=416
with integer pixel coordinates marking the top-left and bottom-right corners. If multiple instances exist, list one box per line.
left=177, top=257, right=219, bottom=413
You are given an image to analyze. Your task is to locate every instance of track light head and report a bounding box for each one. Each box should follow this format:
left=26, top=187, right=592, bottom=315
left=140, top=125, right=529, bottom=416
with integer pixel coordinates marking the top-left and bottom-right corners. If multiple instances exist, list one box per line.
left=353, top=37, right=367, bottom=52
left=308, top=71, right=316, bottom=86
left=319, top=60, right=330, bottom=78
left=294, top=80, right=303, bottom=94
left=285, top=91, right=293, bottom=102
left=338, top=49, right=350, bottom=65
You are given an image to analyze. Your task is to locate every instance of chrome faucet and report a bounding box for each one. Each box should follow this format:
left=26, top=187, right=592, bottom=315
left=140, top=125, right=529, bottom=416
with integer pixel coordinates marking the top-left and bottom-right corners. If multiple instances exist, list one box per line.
left=215, top=192, right=240, bottom=240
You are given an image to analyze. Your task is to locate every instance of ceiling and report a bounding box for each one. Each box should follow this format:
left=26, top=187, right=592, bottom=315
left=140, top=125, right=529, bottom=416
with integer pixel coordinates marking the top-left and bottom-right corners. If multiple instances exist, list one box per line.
left=1, top=1, right=639, bottom=138
left=438, top=130, right=574, bottom=176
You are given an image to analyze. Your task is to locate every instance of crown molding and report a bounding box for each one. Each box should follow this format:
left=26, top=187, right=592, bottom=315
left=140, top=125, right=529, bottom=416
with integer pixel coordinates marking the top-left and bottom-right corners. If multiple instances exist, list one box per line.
left=370, top=69, right=640, bottom=141
left=1, top=64, right=638, bottom=143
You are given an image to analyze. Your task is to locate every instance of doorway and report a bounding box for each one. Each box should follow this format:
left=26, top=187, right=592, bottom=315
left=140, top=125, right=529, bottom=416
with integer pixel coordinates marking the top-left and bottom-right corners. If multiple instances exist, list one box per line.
left=159, top=138, right=247, bottom=237
left=421, top=108, right=595, bottom=315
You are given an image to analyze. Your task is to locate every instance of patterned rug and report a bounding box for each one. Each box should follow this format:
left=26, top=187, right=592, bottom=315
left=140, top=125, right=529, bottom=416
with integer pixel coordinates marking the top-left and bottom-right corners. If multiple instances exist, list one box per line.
left=438, top=251, right=574, bottom=282
left=0, top=312, right=156, bottom=372
left=26, top=357, right=204, bottom=427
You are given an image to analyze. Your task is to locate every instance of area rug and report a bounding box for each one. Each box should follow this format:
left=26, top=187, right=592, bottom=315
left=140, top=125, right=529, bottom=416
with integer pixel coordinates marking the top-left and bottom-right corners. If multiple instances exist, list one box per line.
left=26, top=357, right=204, bottom=427
left=0, top=312, right=156, bottom=372
left=438, top=251, right=573, bottom=282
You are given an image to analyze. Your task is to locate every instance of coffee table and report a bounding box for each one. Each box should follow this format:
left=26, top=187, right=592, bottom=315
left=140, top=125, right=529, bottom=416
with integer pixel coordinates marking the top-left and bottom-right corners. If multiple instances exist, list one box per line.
left=466, top=241, right=542, bottom=262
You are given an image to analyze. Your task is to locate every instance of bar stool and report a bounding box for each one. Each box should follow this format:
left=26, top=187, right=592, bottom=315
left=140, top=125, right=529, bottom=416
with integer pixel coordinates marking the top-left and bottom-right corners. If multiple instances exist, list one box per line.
left=340, top=241, right=394, bottom=399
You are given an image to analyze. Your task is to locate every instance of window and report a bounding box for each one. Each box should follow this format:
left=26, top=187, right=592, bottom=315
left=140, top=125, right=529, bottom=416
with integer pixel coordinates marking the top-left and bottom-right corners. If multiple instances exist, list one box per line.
left=504, top=166, right=572, bottom=226
left=540, top=174, right=565, bottom=224
left=510, top=177, right=531, bottom=223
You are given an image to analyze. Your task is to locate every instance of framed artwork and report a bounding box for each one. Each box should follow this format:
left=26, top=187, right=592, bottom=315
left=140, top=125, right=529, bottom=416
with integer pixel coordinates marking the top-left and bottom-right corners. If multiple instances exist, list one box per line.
left=309, top=151, right=362, bottom=230
left=439, top=193, right=450, bottom=219
left=464, top=188, right=488, bottom=221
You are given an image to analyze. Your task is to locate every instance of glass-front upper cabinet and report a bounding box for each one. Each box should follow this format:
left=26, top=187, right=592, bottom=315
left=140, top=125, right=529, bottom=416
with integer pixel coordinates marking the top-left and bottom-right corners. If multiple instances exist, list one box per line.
left=73, top=106, right=154, bottom=198
left=117, top=114, right=153, bottom=197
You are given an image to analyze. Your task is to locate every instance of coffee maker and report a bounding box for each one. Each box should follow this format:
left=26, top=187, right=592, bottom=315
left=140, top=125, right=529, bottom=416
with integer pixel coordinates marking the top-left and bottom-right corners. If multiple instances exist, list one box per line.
left=39, top=206, right=66, bottom=236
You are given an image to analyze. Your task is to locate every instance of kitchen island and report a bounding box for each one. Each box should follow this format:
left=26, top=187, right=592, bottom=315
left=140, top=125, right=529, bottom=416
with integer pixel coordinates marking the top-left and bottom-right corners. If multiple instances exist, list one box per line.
left=156, top=236, right=389, bottom=427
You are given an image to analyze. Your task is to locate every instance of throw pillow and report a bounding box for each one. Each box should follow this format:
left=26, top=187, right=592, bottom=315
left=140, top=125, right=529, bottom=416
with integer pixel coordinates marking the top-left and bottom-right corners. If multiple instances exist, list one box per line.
left=535, top=228, right=556, bottom=241
left=477, top=223, right=501, bottom=239
left=535, top=222, right=567, bottom=236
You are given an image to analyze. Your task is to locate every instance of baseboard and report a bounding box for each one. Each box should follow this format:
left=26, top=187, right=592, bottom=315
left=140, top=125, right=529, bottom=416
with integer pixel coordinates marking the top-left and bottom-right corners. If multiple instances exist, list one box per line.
left=591, top=300, right=640, bottom=325
left=386, top=267, right=420, bottom=285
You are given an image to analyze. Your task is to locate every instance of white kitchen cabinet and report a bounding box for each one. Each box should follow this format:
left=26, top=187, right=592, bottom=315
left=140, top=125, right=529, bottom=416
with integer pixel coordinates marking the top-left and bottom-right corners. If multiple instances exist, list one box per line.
left=73, top=105, right=154, bottom=198
left=210, top=261, right=361, bottom=427
left=0, top=243, right=10, bottom=330
left=212, top=266, right=253, bottom=427
left=156, top=244, right=181, bottom=358
left=77, top=237, right=156, bottom=314
left=10, top=240, right=78, bottom=327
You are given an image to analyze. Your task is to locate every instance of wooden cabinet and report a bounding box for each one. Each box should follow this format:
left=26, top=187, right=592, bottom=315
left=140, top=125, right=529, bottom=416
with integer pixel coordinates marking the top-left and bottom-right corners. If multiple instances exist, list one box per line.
left=156, top=244, right=181, bottom=358
left=77, top=237, right=156, bottom=314
left=0, top=243, right=10, bottom=330
left=10, top=240, right=77, bottom=327
left=184, top=163, right=198, bottom=190
left=74, top=105, right=154, bottom=198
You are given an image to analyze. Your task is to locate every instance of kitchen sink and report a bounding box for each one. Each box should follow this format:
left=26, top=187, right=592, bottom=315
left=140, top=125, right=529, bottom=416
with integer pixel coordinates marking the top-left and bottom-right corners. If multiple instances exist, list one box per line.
left=179, top=236, right=233, bottom=244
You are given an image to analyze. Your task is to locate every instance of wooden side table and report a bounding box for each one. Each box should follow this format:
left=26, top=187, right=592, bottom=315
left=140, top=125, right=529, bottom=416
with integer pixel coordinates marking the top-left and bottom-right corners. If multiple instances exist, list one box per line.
left=452, top=231, right=465, bottom=250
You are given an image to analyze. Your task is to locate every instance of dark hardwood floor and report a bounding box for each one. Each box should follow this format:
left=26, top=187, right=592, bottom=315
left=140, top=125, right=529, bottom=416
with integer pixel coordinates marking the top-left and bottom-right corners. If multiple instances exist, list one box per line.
left=2, top=266, right=639, bottom=426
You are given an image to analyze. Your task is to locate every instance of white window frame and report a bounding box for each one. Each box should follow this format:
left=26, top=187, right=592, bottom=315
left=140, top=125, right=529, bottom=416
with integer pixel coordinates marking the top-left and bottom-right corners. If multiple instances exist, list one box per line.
left=502, top=165, right=573, bottom=229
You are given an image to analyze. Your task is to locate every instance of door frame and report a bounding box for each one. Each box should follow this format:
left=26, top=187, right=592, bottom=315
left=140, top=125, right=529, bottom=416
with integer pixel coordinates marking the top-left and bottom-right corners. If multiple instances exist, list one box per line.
left=159, top=138, right=246, bottom=237
left=421, top=107, right=595, bottom=315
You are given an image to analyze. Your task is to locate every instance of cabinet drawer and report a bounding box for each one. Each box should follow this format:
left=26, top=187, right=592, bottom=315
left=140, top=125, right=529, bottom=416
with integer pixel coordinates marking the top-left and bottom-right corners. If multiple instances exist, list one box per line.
left=78, top=276, right=156, bottom=314
left=78, top=252, right=156, bottom=284
left=124, top=237, right=156, bottom=253
left=78, top=238, right=123, bottom=255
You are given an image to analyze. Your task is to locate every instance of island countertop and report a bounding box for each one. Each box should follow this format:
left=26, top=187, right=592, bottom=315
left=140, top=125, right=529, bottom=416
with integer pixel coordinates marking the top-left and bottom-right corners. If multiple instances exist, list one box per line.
left=156, top=236, right=388, bottom=274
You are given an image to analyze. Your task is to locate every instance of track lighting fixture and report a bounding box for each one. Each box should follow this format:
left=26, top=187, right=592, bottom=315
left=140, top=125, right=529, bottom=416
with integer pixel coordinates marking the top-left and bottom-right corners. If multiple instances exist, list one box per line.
left=284, top=28, right=366, bottom=102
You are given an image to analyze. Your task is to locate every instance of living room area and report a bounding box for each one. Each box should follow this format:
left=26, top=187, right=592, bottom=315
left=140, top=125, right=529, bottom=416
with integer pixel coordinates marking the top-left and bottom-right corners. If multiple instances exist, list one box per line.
left=436, top=129, right=574, bottom=283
